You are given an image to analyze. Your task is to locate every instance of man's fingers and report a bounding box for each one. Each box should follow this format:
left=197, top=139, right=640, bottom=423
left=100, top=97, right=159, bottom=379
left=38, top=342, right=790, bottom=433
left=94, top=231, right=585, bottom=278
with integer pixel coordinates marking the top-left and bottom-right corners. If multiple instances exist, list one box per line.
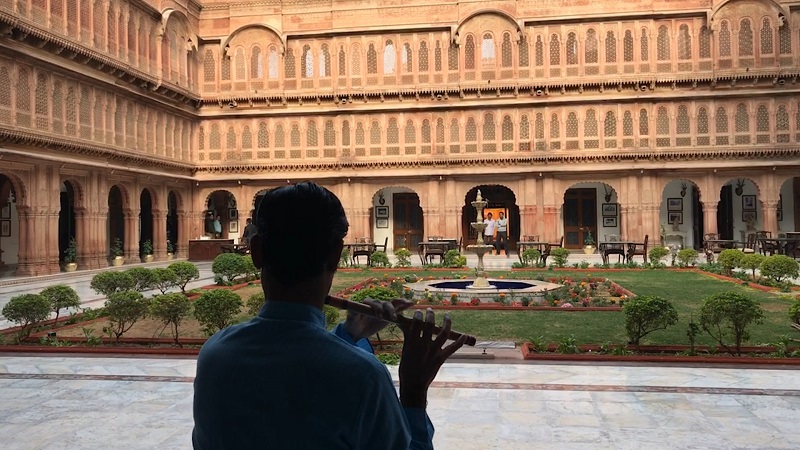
left=432, top=314, right=452, bottom=348
left=440, top=334, right=469, bottom=360
left=380, top=301, right=397, bottom=322
left=409, top=310, right=423, bottom=339
left=421, top=308, right=435, bottom=342
left=391, top=298, right=413, bottom=314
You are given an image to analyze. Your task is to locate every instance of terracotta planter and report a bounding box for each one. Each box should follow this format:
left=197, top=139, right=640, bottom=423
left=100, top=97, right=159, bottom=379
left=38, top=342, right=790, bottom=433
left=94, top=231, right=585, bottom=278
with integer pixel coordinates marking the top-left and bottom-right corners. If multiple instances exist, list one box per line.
left=167, top=253, right=174, bottom=260
left=143, top=254, right=154, bottom=263
left=64, top=262, right=78, bottom=272
left=583, top=245, right=596, bottom=255
left=111, top=256, right=124, bottom=266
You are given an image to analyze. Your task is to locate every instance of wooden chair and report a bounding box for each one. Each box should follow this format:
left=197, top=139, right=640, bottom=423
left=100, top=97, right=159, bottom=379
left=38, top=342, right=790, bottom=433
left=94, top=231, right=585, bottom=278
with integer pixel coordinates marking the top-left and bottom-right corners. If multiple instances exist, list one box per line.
left=703, top=233, right=722, bottom=262
left=541, top=236, right=564, bottom=266
left=352, top=237, right=373, bottom=266
left=627, top=235, right=649, bottom=264
left=756, top=231, right=778, bottom=256
left=375, top=237, right=388, bottom=253
left=602, top=234, right=626, bottom=264
left=424, top=241, right=446, bottom=265
left=741, top=233, right=757, bottom=254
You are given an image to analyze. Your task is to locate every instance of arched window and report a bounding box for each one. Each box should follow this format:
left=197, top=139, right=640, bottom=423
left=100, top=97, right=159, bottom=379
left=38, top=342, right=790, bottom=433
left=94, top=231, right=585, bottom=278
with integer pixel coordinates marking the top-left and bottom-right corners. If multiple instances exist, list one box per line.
left=640, top=28, right=649, bottom=61
left=351, top=44, right=362, bottom=76
left=735, top=103, right=749, bottom=132
left=566, top=32, right=578, bottom=65
left=465, top=35, right=476, bottom=69
left=465, top=117, right=477, bottom=142
left=501, top=32, right=513, bottom=67
left=367, top=43, right=377, bottom=74
left=535, top=36, right=544, bottom=66
left=251, top=46, right=263, bottom=79
left=290, top=124, right=301, bottom=147
left=307, top=121, right=318, bottom=146
left=338, top=46, right=346, bottom=76
left=656, top=106, right=670, bottom=137
left=302, top=45, right=313, bottom=78
left=756, top=105, right=770, bottom=143
left=482, top=113, right=495, bottom=140
left=519, top=35, right=529, bottom=67
left=604, top=111, right=617, bottom=136
left=606, top=31, right=617, bottom=63
left=697, top=107, right=709, bottom=134
left=421, top=119, right=431, bottom=144
left=434, top=41, right=443, bottom=71
left=584, top=110, right=598, bottom=148
left=226, top=126, right=237, bottom=149
left=320, top=44, right=331, bottom=77
left=448, top=42, right=459, bottom=70
left=550, top=113, right=560, bottom=140
left=657, top=25, right=670, bottom=61
left=677, top=105, right=690, bottom=134
left=275, top=124, right=285, bottom=148
left=639, top=109, right=649, bottom=135
left=341, top=121, right=350, bottom=146
left=324, top=120, right=335, bottom=146
left=520, top=114, right=530, bottom=141
left=449, top=118, right=460, bottom=153
left=284, top=49, right=295, bottom=79
left=401, top=43, right=412, bottom=72
left=405, top=120, right=416, bottom=144
left=761, top=19, right=774, bottom=55
left=387, top=119, right=399, bottom=151
left=419, top=41, right=429, bottom=71
left=241, top=126, right=252, bottom=149
left=585, top=29, right=598, bottom=64
left=779, top=24, right=792, bottom=54
left=720, top=21, right=731, bottom=57
left=739, top=19, right=753, bottom=57
left=435, top=118, right=444, bottom=146
left=623, top=111, right=633, bottom=136
left=257, top=122, right=269, bottom=148
left=203, top=50, right=215, bottom=82
left=549, top=34, right=560, bottom=66
left=268, top=47, right=279, bottom=78
left=715, top=107, right=729, bottom=145
left=234, top=47, right=246, bottom=80
left=623, top=30, right=634, bottom=62
left=678, top=25, right=691, bottom=60
left=534, top=113, right=544, bottom=141
left=370, top=121, right=381, bottom=145
left=566, top=112, right=578, bottom=138
left=383, top=40, right=396, bottom=74
left=699, top=26, right=711, bottom=58
left=776, top=105, right=789, bottom=142
left=481, top=33, right=496, bottom=65
left=355, top=122, right=364, bottom=146
left=209, top=123, right=221, bottom=149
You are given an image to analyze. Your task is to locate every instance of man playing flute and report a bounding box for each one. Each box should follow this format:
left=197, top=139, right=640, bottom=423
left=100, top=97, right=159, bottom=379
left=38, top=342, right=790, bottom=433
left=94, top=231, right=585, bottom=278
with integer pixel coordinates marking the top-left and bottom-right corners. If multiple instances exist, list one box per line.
left=193, top=181, right=467, bottom=449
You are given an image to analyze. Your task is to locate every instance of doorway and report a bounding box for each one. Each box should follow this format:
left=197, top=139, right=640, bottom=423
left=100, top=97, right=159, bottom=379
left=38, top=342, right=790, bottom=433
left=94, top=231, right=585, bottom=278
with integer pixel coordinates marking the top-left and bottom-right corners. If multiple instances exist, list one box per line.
left=563, top=188, right=597, bottom=249
left=717, top=185, right=733, bottom=240
left=392, top=193, right=423, bottom=249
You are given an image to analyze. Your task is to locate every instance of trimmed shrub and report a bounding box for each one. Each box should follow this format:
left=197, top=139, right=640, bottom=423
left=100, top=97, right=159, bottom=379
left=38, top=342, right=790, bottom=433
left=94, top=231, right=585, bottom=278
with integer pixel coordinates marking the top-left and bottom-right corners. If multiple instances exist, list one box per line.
left=370, top=251, right=391, bottom=268
left=243, top=255, right=260, bottom=280
left=623, top=295, right=679, bottom=349
left=739, top=253, right=766, bottom=280
left=350, top=286, right=397, bottom=303
left=717, top=249, right=745, bottom=275
left=521, top=248, right=541, bottom=267
left=40, top=285, right=81, bottom=323
left=90, top=271, right=135, bottom=297
left=394, top=248, right=412, bottom=268
left=550, top=248, right=570, bottom=268
left=676, top=248, right=699, bottom=267
left=759, top=255, right=800, bottom=283
left=151, top=268, right=179, bottom=294
left=212, top=253, right=248, bottom=285
left=126, top=267, right=156, bottom=292
left=193, top=289, right=243, bottom=335
left=2, top=294, right=51, bottom=340
left=789, top=300, right=800, bottom=325
left=339, top=247, right=350, bottom=268
left=104, top=291, right=149, bottom=341
left=647, top=247, right=670, bottom=267
left=443, top=249, right=467, bottom=268
left=168, top=262, right=200, bottom=294
left=699, top=291, right=764, bottom=355
left=246, top=292, right=265, bottom=316
left=323, top=305, right=341, bottom=328
left=149, top=293, right=192, bottom=344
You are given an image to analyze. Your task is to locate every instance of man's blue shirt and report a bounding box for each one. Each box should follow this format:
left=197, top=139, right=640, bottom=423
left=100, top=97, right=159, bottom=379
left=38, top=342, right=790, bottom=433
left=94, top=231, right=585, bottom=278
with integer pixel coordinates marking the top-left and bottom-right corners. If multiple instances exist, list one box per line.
left=192, top=300, right=433, bottom=449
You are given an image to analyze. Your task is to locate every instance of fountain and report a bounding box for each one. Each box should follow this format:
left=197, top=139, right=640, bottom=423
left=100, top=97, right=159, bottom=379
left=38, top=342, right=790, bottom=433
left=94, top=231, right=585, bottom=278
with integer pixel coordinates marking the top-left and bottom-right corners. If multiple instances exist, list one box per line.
left=465, top=190, right=495, bottom=289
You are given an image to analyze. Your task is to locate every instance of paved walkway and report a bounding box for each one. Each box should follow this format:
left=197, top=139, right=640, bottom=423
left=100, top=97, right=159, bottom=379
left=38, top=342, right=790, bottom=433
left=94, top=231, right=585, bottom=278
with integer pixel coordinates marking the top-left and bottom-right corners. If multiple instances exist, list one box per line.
left=1, top=356, right=799, bottom=449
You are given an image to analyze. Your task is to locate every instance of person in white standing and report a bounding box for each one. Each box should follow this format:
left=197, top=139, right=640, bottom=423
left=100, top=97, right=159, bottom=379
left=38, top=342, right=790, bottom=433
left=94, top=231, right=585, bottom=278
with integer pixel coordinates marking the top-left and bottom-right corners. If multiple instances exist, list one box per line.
left=483, top=212, right=496, bottom=248
left=495, top=211, right=509, bottom=257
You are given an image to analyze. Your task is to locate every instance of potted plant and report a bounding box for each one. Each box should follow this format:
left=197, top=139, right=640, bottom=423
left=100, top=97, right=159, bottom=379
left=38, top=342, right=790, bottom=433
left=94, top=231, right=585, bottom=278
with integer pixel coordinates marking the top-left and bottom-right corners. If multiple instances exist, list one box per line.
left=141, top=239, right=154, bottom=263
left=111, top=237, right=124, bottom=266
left=583, top=230, right=596, bottom=255
left=166, top=240, right=174, bottom=260
left=64, top=237, right=78, bottom=272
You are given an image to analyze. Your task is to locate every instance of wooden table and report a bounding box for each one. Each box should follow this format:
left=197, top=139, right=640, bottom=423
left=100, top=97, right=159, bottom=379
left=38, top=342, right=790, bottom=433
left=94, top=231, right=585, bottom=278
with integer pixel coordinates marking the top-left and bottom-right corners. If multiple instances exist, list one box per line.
left=766, top=237, right=800, bottom=257
left=188, top=239, right=235, bottom=261
left=516, top=241, right=547, bottom=265
left=344, top=242, right=376, bottom=266
left=417, top=241, right=454, bottom=265
left=598, top=241, right=634, bottom=265
left=703, top=239, right=738, bottom=262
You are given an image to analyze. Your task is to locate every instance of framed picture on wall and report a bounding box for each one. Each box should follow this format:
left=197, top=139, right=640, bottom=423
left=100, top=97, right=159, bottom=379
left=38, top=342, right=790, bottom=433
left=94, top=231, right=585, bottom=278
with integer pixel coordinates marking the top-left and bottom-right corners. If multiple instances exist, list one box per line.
left=0, top=202, right=9, bottom=219
left=376, top=218, right=389, bottom=229
left=602, top=217, right=617, bottom=227
left=601, top=203, right=618, bottom=217
left=0, top=220, right=9, bottom=237
left=229, top=221, right=239, bottom=233
left=668, top=212, right=683, bottom=225
left=228, top=209, right=238, bottom=220
left=742, top=195, right=756, bottom=210
left=375, top=206, right=389, bottom=219
left=742, top=210, right=757, bottom=223
left=667, top=198, right=683, bottom=211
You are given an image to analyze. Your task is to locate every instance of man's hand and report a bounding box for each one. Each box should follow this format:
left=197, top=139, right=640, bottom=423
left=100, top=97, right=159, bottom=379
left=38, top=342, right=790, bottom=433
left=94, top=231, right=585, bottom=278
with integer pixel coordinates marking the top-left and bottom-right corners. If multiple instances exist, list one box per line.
left=398, top=309, right=467, bottom=409
left=342, top=298, right=412, bottom=341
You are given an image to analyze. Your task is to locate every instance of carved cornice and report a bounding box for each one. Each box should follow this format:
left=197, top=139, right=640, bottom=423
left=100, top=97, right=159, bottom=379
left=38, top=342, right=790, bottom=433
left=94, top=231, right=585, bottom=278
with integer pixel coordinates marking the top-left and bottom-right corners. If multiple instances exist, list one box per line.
left=194, top=148, right=800, bottom=175
left=0, top=128, right=195, bottom=175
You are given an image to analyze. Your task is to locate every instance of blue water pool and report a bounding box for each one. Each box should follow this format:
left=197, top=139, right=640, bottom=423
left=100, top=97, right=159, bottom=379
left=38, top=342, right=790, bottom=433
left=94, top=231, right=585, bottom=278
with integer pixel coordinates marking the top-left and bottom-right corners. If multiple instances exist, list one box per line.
left=429, top=280, right=535, bottom=290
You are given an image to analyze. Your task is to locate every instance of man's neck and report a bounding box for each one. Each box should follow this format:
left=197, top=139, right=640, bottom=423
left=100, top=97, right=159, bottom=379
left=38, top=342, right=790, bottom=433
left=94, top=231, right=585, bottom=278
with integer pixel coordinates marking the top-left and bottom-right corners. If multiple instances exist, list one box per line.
left=264, top=278, right=330, bottom=310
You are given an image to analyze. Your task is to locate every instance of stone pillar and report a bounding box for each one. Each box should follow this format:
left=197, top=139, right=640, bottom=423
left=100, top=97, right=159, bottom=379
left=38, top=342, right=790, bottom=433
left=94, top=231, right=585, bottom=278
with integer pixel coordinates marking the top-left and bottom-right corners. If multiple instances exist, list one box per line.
left=93, top=208, right=108, bottom=268
left=422, top=207, right=433, bottom=240
left=15, top=207, right=33, bottom=276
left=46, top=210, right=61, bottom=274
left=541, top=205, right=559, bottom=242
left=519, top=205, right=536, bottom=238
left=761, top=201, right=779, bottom=236
left=350, top=208, right=370, bottom=241
left=153, top=209, right=167, bottom=260
left=643, top=204, right=661, bottom=247
left=124, top=209, right=140, bottom=262
left=31, top=207, right=51, bottom=275
left=176, top=211, right=190, bottom=258
left=702, top=202, right=718, bottom=237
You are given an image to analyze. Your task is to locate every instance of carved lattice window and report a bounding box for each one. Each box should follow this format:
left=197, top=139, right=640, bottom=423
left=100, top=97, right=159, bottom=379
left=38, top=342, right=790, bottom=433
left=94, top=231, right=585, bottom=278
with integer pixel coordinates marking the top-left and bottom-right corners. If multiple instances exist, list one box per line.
left=676, top=105, right=690, bottom=134
left=739, top=19, right=753, bottom=57
left=342, top=121, right=350, bottom=146
left=465, top=35, right=476, bottom=69
left=385, top=118, right=398, bottom=144
left=678, top=25, right=691, bottom=60
left=434, top=41, right=442, bottom=71
left=370, top=121, right=381, bottom=144
left=351, top=44, right=362, bottom=76
left=306, top=121, right=318, bottom=146
left=761, top=19, right=774, bottom=55
left=290, top=124, right=301, bottom=147
left=405, top=120, right=416, bottom=143
left=226, top=126, right=236, bottom=149
left=550, top=113, right=560, bottom=140
left=284, top=49, right=295, bottom=78
left=324, top=120, right=335, bottom=146
left=777, top=106, right=789, bottom=130
left=699, top=26, right=711, bottom=58
left=519, top=36, right=529, bottom=67
left=656, top=106, right=669, bottom=135
left=210, top=123, right=221, bottom=149
left=520, top=115, right=530, bottom=140
left=482, top=113, right=495, bottom=140
left=697, top=107, right=709, bottom=133
left=715, top=107, right=729, bottom=145
left=604, top=111, right=617, bottom=136
left=482, top=33, right=496, bottom=65
left=735, top=103, right=749, bottom=132
left=51, top=81, right=63, bottom=133
left=657, top=25, right=670, bottom=61
left=234, top=47, right=246, bottom=80
left=241, top=126, right=252, bottom=149
left=107, top=8, right=115, bottom=52
left=501, top=32, right=513, bottom=67
left=320, top=44, right=331, bottom=77
left=585, top=29, right=598, bottom=64
left=251, top=46, right=263, bottom=79
left=450, top=119, right=459, bottom=142
left=448, top=42, right=458, bottom=70
left=435, top=119, right=444, bottom=143
left=204, top=50, right=215, bottom=82
left=582, top=110, right=596, bottom=136
left=779, top=25, right=791, bottom=54
left=301, top=45, right=313, bottom=78
left=419, top=41, right=429, bottom=71
left=606, top=31, right=617, bottom=63
left=355, top=122, right=365, bottom=146
left=639, top=109, right=649, bottom=135
left=401, top=43, right=412, bottom=72
left=466, top=118, right=477, bottom=141
left=274, top=124, right=284, bottom=148
left=367, top=43, right=378, bottom=74
left=258, top=122, right=269, bottom=148
left=421, top=120, right=431, bottom=143
left=77, top=87, right=90, bottom=138
left=35, top=74, right=47, bottom=129
left=640, top=28, right=649, bottom=61
left=535, top=113, right=544, bottom=140
left=623, top=30, right=633, bottom=62
left=566, top=32, right=578, bottom=65
left=501, top=115, right=513, bottom=140
left=198, top=126, right=204, bottom=151
left=566, top=112, right=578, bottom=138
left=338, top=46, right=346, bottom=76
left=535, top=36, right=544, bottom=66
left=15, top=67, right=31, bottom=128
left=756, top=105, right=769, bottom=132
left=268, top=48, right=279, bottom=78
left=383, top=40, right=396, bottom=74
left=623, top=111, right=633, bottom=136
left=720, top=22, right=731, bottom=57
left=550, top=34, right=560, bottom=66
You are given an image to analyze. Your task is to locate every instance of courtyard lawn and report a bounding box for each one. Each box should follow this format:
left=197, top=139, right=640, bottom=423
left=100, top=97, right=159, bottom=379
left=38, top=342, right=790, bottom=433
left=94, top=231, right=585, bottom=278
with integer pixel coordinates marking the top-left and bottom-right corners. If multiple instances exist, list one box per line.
left=328, top=269, right=798, bottom=346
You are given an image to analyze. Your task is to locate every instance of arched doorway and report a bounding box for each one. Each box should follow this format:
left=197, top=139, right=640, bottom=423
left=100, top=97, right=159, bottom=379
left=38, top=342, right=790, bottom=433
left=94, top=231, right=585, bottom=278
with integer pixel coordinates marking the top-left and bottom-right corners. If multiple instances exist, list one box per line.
left=107, top=185, right=125, bottom=260
left=252, top=189, right=269, bottom=219
left=660, top=179, right=702, bottom=249
left=139, top=190, right=154, bottom=258
left=205, top=190, right=237, bottom=239
left=778, top=177, right=799, bottom=233
left=0, top=174, right=20, bottom=275
left=167, top=191, right=179, bottom=254
left=562, top=182, right=617, bottom=249
left=370, top=187, right=423, bottom=251
left=718, top=178, right=760, bottom=241
left=58, top=181, right=77, bottom=263
left=462, top=185, right=519, bottom=249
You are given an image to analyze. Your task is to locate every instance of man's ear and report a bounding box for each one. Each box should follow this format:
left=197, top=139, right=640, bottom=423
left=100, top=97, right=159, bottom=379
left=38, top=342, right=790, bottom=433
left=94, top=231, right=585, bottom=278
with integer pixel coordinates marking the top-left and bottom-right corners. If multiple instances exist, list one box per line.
left=326, top=240, right=343, bottom=272
left=250, top=234, right=264, bottom=269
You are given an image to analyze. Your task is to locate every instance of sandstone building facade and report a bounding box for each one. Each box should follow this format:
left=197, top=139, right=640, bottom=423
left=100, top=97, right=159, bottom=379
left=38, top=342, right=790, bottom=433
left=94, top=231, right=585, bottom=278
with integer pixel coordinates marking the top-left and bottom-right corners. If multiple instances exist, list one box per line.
left=0, top=0, right=798, bottom=275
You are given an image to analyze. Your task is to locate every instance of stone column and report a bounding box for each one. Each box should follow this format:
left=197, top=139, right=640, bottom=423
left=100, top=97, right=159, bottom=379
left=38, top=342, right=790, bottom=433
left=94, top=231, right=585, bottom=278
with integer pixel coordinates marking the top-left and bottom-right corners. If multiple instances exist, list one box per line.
left=31, top=207, right=51, bottom=275
left=124, top=209, right=140, bottom=262
left=93, top=208, right=108, bottom=268
left=541, top=205, right=559, bottom=242
left=519, top=205, right=536, bottom=238
left=176, top=211, right=190, bottom=258
left=152, top=209, right=167, bottom=260
left=422, top=207, right=433, bottom=240
left=46, top=210, right=61, bottom=274
left=702, top=202, right=718, bottom=237
left=642, top=204, right=661, bottom=247
left=15, top=207, right=33, bottom=276
left=761, top=200, right=779, bottom=236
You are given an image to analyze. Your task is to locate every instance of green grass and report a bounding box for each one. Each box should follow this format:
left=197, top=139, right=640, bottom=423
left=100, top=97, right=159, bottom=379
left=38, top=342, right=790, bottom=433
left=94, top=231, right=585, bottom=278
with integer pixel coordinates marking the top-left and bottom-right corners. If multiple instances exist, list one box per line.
left=330, top=268, right=798, bottom=346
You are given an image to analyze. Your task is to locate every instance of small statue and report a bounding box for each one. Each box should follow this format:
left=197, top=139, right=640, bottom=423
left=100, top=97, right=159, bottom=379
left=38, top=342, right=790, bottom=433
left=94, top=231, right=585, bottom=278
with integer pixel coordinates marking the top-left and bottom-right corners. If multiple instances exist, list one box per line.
left=671, top=215, right=681, bottom=232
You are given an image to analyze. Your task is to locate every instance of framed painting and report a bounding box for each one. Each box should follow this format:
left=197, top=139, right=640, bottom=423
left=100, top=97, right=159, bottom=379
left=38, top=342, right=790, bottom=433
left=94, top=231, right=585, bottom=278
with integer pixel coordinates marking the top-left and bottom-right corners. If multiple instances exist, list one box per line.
left=667, top=198, right=683, bottom=211
left=602, top=217, right=617, bottom=227
left=742, top=195, right=756, bottom=210
left=229, top=209, right=238, bottom=220
left=0, top=202, right=9, bottom=219
left=376, top=218, right=389, bottom=229
left=229, top=221, right=239, bottom=233
left=667, top=212, right=683, bottom=225
left=601, top=203, right=618, bottom=217
left=742, top=210, right=757, bottom=223
left=0, top=220, right=9, bottom=237
left=375, top=206, right=389, bottom=219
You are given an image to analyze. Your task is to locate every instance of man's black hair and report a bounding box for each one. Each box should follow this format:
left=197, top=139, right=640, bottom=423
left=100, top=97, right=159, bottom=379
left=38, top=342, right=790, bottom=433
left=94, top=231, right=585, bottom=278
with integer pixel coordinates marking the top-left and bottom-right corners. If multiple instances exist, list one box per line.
left=254, top=181, right=349, bottom=286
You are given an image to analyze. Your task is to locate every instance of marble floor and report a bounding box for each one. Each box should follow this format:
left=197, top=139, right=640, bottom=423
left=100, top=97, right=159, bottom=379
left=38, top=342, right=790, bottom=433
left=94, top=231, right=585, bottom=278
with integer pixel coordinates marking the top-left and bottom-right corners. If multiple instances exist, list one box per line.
left=1, top=356, right=800, bottom=449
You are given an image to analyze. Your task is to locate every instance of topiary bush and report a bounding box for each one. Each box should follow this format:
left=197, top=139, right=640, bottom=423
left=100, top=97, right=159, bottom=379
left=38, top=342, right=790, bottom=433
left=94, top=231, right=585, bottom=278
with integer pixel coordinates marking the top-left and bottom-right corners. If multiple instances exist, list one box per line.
left=126, top=267, right=156, bottom=292
left=90, top=271, right=135, bottom=297
left=149, top=293, right=192, bottom=344
left=647, top=247, right=670, bottom=267
left=550, top=247, right=570, bottom=268
left=40, top=285, right=81, bottom=323
left=717, top=249, right=745, bottom=275
left=2, top=294, right=51, bottom=340
left=350, top=285, right=398, bottom=303
left=151, top=268, right=179, bottom=294
left=699, top=291, right=764, bottom=355
left=789, top=300, right=800, bottom=326
left=212, top=253, right=249, bottom=285
left=521, top=248, right=541, bottom=267
left=622, top=295, right=679, bottom=349
left=759, top=255, right=799, bottom=283
left=243, top=255, right=260, bottom=280
left=323, top=304, right=341, bottom=328
left=394, top=248, right=412, bottom=268
left=739, top=253, right=766, bottom=280
left=193, top=289, right=243, bottom=335
left=168, top=262, right=200, bottom=294
left=245, top=291, right=265, bottom=316
left=676, top=248, right=699, bottom=267
left=370, top=251, right=391, bottom=268
left=443, top=249, right=467, bottom=268
left=104, top=291, right=150, bottom=341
